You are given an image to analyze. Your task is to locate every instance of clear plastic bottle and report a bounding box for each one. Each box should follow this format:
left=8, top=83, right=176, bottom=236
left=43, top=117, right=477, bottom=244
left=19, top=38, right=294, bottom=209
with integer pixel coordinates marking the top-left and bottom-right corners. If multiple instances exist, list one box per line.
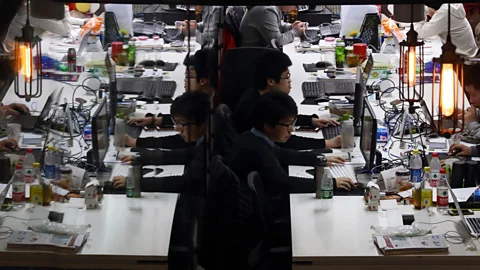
left=114, top=113, right=126, bottom=148
left=44, top=146, right=56, bottom=180
left=321, top=167, right=334, bottom=211
left=128, top=38, right=136, bottom=67
left=409, top=149, right=422, bottom=183
left=341, top=114, right=354, bottom=152
left=335, top=38, right=345, bottom=68
left=437, top=168, right=449, bottom=214
left=55, top=148, right=62, bottom=181
left=429, top=152, right=441, bottom=187
left=12, top=164, right=26, bottom=208
left=23, top=148, right=35, bottom=183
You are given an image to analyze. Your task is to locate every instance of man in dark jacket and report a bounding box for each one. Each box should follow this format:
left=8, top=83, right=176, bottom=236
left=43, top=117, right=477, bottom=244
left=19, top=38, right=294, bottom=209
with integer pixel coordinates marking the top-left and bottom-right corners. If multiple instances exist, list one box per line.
left=232, top=49, right=341, bottom=150
left=125, top=48, right=217, bottom=149
left=227, top=92, right=355, bottom=215
left=113, top=91, right=210, bottom=196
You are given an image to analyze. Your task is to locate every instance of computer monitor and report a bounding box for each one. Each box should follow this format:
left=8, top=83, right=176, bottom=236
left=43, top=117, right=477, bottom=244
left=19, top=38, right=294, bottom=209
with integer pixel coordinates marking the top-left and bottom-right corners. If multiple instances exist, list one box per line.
left=105, top=54, right=117, bottom=133
left=353, top=67, right=367, bottom=136
left=360, top=97, right=378, bottom=171
left=91, top=98, right=109, bottom=169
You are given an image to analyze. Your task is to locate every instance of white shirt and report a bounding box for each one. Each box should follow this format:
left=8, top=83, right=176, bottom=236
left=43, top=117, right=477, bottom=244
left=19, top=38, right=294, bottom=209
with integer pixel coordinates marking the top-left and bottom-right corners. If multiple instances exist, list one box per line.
left=415, top=4, right=478, bottom=58
left=3, top=4, right=75, bottom=52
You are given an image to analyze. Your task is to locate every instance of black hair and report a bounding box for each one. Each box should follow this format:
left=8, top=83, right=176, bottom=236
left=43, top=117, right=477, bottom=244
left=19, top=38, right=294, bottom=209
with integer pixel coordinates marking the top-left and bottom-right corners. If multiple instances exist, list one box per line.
left=464, top=63, right=480, bottom=90
left=253, top=50, right=292, bottom=91
left=426, top=4, right=442, bottom=11
left=171, top=91, right=210, bottom=125
left=194, top=48, right=219, bottom=90
left=252, top=91, right=297, bottom=131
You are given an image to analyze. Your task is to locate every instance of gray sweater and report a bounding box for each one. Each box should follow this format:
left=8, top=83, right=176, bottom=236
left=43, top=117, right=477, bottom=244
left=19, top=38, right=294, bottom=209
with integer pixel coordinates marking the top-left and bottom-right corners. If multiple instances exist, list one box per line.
left=239, top=6, right=300, bottom=47
left=466, top=109, right=480, bottom=138
left=196, top=6, right=222, bottom=48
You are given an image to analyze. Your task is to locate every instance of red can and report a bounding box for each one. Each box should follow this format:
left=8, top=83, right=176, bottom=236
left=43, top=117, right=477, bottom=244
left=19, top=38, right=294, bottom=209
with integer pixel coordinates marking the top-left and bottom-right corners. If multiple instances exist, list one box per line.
left=353, top=43, right=367, bottom=62
left=111, top=42, right=123, bottom=61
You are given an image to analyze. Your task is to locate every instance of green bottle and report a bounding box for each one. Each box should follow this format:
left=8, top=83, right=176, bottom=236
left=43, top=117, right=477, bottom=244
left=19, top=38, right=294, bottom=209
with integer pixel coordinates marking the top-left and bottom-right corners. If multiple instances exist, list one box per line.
left=335, top=38, right=345, bottom=68
left=128, top=38, right=136, bottom=67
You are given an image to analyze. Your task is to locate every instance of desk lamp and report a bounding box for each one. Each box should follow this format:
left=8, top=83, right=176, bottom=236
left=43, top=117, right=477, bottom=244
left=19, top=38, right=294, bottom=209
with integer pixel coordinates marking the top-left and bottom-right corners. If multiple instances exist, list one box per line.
left=432, top=4, right=465, bottom=138
left=395, top=4, right=425, bottom=148
left=14, top=0, right=42, bottom=102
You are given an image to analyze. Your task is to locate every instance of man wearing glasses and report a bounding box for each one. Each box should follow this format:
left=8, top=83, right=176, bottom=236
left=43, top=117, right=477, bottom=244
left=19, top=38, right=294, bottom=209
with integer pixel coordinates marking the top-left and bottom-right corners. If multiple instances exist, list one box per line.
left=113, top=91, right=209, bottom=195
left=125, top=48, right=217, bottom=149
left=232, top=49, right=342, bottom=150
left=227, top=92, right=355, bottom=216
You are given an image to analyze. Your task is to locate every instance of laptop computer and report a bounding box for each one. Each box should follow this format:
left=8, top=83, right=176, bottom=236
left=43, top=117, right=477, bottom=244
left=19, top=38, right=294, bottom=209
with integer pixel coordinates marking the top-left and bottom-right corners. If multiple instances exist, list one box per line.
left=9, top=88, right=63, bottom=131
left=449, top=181, right=480, bottom=237
left=418, top=99, right=458, bottom=130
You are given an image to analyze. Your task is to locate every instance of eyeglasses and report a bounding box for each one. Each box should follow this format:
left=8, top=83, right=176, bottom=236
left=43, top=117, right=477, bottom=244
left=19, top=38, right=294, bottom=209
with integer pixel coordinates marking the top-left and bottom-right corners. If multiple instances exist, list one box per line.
left=276, top=118, right=297, bottom=130
left=280, top=72, right=291, bottom=81
left=172, top=118, right=195, bottom=128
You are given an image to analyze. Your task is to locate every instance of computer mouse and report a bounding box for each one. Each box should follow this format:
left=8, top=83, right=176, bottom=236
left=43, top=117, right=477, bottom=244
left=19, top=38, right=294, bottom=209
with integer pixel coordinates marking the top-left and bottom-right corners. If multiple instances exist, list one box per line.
left=300, top=41, right=311, bottom=48
left=156, top=60, right=166, bottom=66
left=139, top=60, right=155, bottom=67
left=14, top=108, right=30, bottom=115
left=315, top=96, right=330, bottom=103
left=171, top=40, right=184, bottom=47
left=316, top=61, right=333, bottom=68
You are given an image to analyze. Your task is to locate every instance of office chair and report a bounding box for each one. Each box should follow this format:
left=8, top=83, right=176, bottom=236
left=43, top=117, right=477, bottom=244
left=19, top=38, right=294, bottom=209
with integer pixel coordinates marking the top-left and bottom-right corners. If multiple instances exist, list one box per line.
left=220, top=47, right=277, bottom=110
left=247, top=172, right=292, bottom=270
left=358, top=13, right=381, bottom=52
left=197, top=156, right=255, bottom=270
left=213, top=104, right=238, bottom=157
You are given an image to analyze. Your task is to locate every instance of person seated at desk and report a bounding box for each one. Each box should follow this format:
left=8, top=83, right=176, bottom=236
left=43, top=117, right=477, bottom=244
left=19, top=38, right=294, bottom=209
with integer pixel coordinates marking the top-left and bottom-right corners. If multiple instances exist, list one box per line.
left=227, top=92, right=355, bottom=214
left=113, top=91, right=210, bottom=195
left=125, top=48, right=216, bottom=149
left=415, top=4, right=478, bottom=58
left=178, top=6, right=222, bottom=48
left=232, top=49, right=341, bottom=150
left=239, top=6, right=306, bottom=48
left=461, top=64, right=480, bottom=138
left=449, top=142, right=480, bottom=157
left=0, top=102, right=30, bottom=117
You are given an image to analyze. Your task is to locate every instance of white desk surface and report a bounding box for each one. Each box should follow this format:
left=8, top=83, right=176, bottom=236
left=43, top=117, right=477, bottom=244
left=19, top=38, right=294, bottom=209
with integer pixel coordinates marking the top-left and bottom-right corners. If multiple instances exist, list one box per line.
left=290, top=194, right=480, bottom=268
left=0, top=193, right=177, bottom=269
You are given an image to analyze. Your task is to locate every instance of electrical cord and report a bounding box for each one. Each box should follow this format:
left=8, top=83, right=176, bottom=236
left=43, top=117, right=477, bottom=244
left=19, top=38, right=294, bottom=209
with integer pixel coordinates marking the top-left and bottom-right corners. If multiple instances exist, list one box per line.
left=415, top=220, right=466, bottom=244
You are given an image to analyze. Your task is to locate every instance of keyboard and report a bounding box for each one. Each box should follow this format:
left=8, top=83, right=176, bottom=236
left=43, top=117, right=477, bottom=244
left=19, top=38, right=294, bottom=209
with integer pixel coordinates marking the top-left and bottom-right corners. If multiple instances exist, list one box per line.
left=305, top=29, right=320, bottom=38
left=330, top=164, right=357, bottom=183
left=126, top=125, right=143, bottom=139
left=322, top=125, right=342, bottom=140
left=155, top=80, right=177, bottom=99
left=320, top=24, right=341, bottom=36
left=302, top=81, right=326, bottom=98
left=466, top=217, right=480, bottom=234
left=320, top=79, right=355, bottom=95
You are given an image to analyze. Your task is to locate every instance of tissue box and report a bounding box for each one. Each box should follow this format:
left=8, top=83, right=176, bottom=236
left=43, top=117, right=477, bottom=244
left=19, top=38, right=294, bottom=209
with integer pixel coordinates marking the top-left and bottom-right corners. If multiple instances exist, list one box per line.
left=377, top=126, right=388, bottom=142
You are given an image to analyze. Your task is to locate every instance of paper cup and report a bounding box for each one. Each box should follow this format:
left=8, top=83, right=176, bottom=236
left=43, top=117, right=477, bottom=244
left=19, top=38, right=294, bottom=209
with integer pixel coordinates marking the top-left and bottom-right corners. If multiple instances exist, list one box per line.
left=7, top=123, right=21, bottom=142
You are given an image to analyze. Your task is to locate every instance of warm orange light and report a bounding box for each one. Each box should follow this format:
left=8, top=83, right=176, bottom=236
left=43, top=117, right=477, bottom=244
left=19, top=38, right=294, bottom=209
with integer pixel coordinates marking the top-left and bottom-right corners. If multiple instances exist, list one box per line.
left=407, top=46, right=416, bottom=87
left=440, top=63, right=455, bottom=117
left=19, top=44, right=32, bottom=83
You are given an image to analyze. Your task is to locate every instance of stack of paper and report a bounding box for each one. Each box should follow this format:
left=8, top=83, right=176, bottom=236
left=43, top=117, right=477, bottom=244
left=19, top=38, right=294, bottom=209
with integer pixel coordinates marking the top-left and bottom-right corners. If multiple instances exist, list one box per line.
left=7, top=230, right=88, bottom=253
left=21, top=133, right=43, bottom=147
left=374, top=234, right=448, bottom=255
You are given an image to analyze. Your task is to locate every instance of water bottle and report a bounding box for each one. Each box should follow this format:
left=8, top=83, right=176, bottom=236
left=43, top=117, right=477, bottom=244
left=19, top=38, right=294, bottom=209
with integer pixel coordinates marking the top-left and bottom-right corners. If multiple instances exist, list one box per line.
left=128, top=38, right=136, bottom=67
left=114, top=113, right=126, bottom=148
left=314, top=155, right=328, bottom=199
left=321, top=167, right=334, bottom=211
left=341, top=114, right=354, bottom=152
left=437, top=168, right=449, bottom=214
left=429, top=152, right=441, bottom=187
left=335, top=38, right=345, bottom=68
left=55, top=148, right=62, bottom=181
left=12, top=164, right=26, bottom=208
left=126, top=167, right=135, bottom=198
left=409, top=149, right=422, bottom=183
left=421, top=167, right=433, bottom=209
left=23, top=148, right=35, bottom=183
left=44, top=146, right=56, bottom=180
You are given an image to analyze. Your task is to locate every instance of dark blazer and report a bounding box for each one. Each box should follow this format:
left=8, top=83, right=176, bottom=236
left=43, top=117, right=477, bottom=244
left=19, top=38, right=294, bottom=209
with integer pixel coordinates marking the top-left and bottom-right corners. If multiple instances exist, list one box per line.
left=232, top=88, right=326, bottom=150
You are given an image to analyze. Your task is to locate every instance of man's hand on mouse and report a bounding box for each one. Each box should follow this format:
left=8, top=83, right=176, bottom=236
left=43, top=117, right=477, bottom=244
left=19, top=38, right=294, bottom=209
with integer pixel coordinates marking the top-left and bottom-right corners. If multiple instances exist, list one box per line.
left=335, top=177, right=355, bottom=191
left=1, top=103, right=29, bottom=116
left=325, top=135, right=342, bottom=148
left=449, top=143, right=472, bottom=157
left=0, top=139, right=18, bottom=152
left=327, top=156, right=346, bottom=166
left=127, top=117, right=153, bottom=127
left=312, top=118, right=340, bottom=128
left=112, top=176, right=126, bottom=189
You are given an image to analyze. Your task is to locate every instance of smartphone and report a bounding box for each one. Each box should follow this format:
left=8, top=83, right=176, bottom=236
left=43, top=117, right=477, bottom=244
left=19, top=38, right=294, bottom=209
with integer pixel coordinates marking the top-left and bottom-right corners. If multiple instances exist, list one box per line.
left=448, top=209, right=474, bottom=216
left=156, top=125, right=175, bottom=131
left=295, top=126, right=320, bottom=132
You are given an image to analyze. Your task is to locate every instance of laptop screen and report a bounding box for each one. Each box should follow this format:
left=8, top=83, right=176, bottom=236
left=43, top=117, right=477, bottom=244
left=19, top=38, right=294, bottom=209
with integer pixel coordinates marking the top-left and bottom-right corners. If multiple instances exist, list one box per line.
left=362, top=53, right=374, bottom=84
